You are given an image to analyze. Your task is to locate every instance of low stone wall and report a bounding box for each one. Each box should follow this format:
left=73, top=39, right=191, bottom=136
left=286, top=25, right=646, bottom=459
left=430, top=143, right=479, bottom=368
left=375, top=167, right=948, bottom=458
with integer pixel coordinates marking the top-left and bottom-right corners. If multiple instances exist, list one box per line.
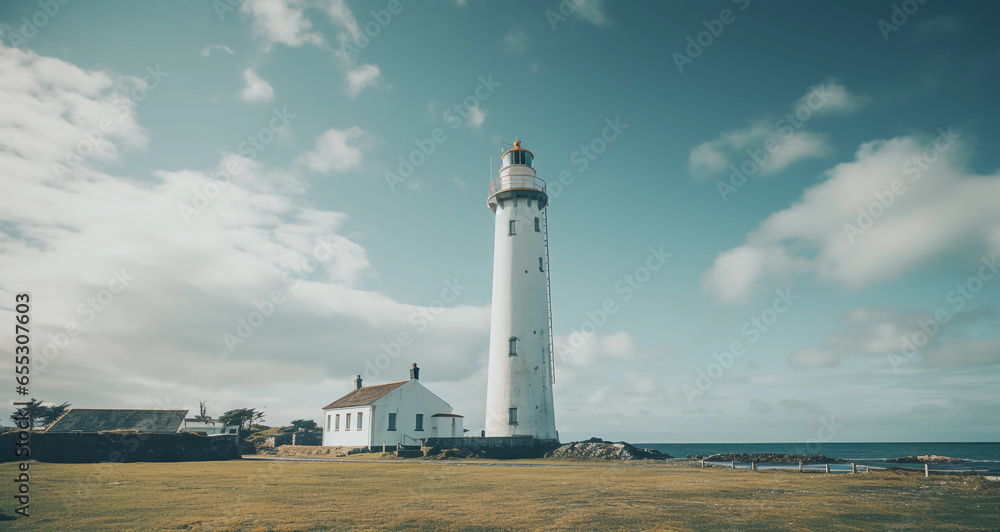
left=271, top=445, right=363, bottom=457
left=0, top=431, right=240, bottom=463
left=421, top=436, right=559, bottom=459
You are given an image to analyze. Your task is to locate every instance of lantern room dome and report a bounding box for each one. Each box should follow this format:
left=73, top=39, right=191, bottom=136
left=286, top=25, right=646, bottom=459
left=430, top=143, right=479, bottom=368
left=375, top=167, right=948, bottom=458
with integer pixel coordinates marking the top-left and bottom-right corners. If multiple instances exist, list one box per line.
left=501, top=140, right=533, bottom=168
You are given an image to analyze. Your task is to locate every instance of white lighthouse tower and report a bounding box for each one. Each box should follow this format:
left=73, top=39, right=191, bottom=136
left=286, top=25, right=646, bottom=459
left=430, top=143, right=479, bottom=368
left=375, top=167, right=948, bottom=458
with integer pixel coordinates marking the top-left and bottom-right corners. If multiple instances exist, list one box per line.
left=484, top=140, right=558, bottom=442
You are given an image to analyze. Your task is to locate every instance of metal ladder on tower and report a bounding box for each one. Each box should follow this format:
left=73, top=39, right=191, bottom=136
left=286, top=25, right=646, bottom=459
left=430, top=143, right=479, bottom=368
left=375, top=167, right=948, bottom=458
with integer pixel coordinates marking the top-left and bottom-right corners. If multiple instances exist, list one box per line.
left=542, top=206, right=555, bottom=384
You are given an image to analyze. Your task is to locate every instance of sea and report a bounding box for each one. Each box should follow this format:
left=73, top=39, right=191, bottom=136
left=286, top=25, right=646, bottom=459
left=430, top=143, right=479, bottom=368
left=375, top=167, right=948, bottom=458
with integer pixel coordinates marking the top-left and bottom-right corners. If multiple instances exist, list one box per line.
left=637, top=442, right=1000, bottom=473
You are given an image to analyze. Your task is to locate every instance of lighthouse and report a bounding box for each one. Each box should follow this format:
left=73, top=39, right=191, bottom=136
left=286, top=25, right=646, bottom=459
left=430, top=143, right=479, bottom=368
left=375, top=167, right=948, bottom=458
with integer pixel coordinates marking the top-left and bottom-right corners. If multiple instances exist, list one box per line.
left=484, top=140, right=558, bottom=442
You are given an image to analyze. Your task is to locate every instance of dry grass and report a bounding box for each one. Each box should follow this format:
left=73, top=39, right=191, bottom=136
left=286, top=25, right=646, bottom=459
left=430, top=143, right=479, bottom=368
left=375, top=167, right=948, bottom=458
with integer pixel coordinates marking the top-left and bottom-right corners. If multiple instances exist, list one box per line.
left=1, top=458, right=997, bottom=530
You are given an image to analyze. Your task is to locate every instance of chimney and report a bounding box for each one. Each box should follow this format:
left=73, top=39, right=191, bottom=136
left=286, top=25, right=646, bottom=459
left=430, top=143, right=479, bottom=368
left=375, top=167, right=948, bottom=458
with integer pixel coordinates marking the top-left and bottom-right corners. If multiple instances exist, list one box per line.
left=410, top=363, right=420, bottom=380
left=355, top=375, right=363, bottom=389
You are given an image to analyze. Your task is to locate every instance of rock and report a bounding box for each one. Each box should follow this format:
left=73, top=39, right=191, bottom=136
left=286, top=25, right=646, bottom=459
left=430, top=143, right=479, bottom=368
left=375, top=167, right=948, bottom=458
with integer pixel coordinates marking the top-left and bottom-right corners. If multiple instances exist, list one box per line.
left=686, top=454, right=705, bottom=460
left=546, top=440, right=670, bottom=461
left=888, top=455, right=966, bottom=464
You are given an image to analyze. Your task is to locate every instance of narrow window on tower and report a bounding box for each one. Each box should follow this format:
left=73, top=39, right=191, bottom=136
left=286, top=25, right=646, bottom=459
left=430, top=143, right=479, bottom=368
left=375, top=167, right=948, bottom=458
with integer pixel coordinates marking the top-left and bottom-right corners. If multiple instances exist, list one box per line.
left=334, top=414, right=340, bottom=431
left=509, top=407, right=518, bottom=425
left=539, top=257, right=544, bottom=272
left=509, top=337, right=518, bottom=356
left=357, top=412, right=363, bottom=430
left=387, top=413, right=397, bottom=431
left=326, top=414, right=331, bottom=432
left=509, top=220, right=516, bottom=236
left=415, top=414, right=424, bottom=431
left=345, top=413, right=351, bottom=430
left=534, top=217, right=540, bottom=232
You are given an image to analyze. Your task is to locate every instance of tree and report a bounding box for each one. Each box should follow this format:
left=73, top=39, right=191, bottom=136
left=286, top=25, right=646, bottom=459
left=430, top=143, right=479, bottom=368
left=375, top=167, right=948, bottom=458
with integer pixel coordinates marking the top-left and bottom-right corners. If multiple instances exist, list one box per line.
left=218, top=408, right=265, bottom=434
left=10, top=399, right=71, bottom=430
left=286, top=419, right=322, bottom=445
left=289, top=419, right=318, bottom=432
left=193, top=400, right=212, bottom=422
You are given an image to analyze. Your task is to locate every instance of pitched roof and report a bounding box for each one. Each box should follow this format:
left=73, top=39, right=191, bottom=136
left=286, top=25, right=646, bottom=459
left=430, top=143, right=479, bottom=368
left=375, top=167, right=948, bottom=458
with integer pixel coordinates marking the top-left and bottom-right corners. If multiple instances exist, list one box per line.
left=322, top=380, right=409, bottom=409
left=46, top=409, right=188, bottom=433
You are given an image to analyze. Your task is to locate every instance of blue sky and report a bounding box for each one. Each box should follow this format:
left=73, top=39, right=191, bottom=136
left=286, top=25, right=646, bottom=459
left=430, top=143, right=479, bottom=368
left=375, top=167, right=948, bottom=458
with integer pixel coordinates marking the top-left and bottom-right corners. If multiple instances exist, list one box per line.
left=1, top=0, right=998, bottom=442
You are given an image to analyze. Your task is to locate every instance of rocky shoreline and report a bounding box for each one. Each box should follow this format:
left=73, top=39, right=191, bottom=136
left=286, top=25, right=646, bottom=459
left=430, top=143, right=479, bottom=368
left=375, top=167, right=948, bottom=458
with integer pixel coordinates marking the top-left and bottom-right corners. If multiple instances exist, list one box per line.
left=886, top=455, right=968, bottom=464
left=544, top=437, right=671, bottom=460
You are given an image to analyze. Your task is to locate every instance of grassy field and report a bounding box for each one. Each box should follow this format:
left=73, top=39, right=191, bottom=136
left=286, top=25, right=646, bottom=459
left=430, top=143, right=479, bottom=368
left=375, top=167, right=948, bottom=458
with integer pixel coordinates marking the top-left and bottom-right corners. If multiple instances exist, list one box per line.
left=1, top=457, right=997, bottom=531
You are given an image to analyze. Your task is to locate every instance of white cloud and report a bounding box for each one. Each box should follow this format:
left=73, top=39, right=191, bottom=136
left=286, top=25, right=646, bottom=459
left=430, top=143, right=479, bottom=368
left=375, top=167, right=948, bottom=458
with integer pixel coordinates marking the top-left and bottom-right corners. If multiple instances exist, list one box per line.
left=466, top=106, right=486, bottom=129
left=502, top=28, right=529, bottom=54
left=555, top=331, right=636, bottom=368
left=200, top=44, right=235, bottom=57
left=324, top=0, right=362, bottom=42
left=345, top=64, right=380, bottom=98
left=240, top=0, right=323, bottom=51
left=704, top=132, right=1000, bottom=303
left=238, top=68, right=274, bottom=103
left=0, top=43, right=490, bottom=428
left=297, top=126, right=372, bottom=172
left=688, top=82, right=863, bottom=179
left=573, top=0, right=610, bottom=27
left=789, top=307, right=1000, bottom=370
left=792, top=82, right=866, bottom=116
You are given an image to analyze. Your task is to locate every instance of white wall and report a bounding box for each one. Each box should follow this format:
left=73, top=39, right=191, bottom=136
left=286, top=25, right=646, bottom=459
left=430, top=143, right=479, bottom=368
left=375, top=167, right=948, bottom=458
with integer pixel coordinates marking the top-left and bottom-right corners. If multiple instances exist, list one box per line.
left=369, top=380, right=452, bottom=447
left=431, top=415, right=464, bottom=438
left=321, top=406, right=371, bottom=447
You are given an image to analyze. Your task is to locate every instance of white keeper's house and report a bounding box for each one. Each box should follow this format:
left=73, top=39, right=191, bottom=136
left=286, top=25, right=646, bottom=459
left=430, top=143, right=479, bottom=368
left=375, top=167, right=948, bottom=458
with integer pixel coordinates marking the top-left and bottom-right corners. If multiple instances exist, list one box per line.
left=321, top=363, right=464, bottom=448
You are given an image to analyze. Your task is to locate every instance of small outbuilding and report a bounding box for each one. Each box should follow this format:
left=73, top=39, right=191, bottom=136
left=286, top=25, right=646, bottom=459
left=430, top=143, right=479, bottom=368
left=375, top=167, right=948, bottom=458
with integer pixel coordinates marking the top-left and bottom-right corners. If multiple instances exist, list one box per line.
left=321, top=364, right=463, bottom=448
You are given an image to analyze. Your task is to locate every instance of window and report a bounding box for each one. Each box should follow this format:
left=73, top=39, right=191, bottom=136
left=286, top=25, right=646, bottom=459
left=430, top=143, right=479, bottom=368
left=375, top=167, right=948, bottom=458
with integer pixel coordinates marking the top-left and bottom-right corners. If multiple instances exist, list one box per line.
left=388, top=413, right=397, bottom=431
left=345, top=413, right=351, bottom=431
left=539, top=257, right=544, bottom=272
left=509, top=337, right=518, bottom=356
left=509, top=220, right=516, bottom=236
left=334, top=414, right=340, bottom=430
left=357, top=412, right=363, bottom=430
left=509, top=408, right=518, bottom=425
left=326, top=414, right=331, bottom=432
left=415, top=414, right=424, bottom=431
left=534, top=217, right=540, bottom=232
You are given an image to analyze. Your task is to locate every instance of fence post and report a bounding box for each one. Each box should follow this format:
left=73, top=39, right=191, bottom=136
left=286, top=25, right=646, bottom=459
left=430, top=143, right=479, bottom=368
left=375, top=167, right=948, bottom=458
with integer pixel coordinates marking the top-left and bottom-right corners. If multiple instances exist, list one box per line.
left=751, top=461, right=756, bottom=471
left=701, top=459, right=705, bottom=469
left=852, top=463, right=856, bottom=474
left=798, top=461, right=802, bottom=472
left=825, top=464, right=830, bottom=474
left=731, top=460, right=735, bottom=470
left=925, top=464, right=929, bottom=478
